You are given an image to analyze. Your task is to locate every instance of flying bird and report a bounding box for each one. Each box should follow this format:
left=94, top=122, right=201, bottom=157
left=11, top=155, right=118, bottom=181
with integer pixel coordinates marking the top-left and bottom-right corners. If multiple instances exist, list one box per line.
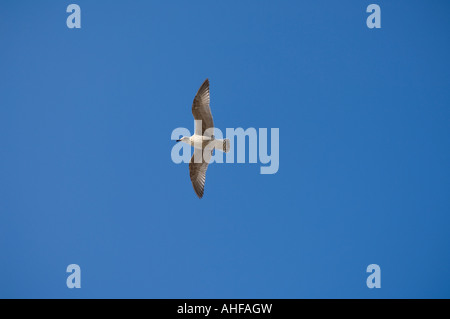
left=176, top=79, right=230, bottom=198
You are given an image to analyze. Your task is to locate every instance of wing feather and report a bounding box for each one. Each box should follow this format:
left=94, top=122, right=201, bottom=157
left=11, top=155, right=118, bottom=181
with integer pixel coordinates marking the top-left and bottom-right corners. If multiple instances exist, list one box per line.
left=189, top=148, right=212, bottom=198
left=192, top=79, right=214, bottom=136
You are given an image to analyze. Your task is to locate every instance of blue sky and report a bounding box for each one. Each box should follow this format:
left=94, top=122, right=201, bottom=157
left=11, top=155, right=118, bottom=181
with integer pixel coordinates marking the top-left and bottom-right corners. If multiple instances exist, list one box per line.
left=1, top=0, right=450, bottom=298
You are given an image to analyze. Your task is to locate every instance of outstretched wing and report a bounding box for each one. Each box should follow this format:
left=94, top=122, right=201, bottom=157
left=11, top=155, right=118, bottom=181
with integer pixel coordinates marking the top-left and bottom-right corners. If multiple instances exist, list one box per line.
left=189, top=148, right=212, bottom=198
left=192, top=79, right=214, bottom=137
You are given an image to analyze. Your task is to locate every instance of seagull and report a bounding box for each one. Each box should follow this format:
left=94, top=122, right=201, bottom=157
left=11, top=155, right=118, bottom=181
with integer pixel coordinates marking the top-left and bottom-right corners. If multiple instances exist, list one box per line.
left=176, top=79, right=230, bottom=198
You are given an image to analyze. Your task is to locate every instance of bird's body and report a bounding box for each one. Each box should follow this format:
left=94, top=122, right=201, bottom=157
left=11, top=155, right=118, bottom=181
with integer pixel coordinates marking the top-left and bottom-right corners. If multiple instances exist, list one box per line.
left=183, top=134, right=213, bottom=149
left=176, top=79, right=230, bottom=198
left=180, top=134, right=228, bottom=151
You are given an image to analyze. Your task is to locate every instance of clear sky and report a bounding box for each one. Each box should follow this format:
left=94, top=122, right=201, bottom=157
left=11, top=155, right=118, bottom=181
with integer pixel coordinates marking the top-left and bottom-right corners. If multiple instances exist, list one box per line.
left=1, top=1, right=450, bottom=298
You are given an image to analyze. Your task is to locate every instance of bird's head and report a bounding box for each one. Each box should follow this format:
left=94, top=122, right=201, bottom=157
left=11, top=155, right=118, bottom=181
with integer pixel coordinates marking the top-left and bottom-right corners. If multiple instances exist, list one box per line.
left=176, top=136, right=190, bottom=143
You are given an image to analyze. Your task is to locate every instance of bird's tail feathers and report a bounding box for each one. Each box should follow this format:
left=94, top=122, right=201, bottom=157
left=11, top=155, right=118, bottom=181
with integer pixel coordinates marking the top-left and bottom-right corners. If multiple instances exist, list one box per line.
left=214, top=139, right=230, bottom=153
left=223, top=139, right=230, bottom=153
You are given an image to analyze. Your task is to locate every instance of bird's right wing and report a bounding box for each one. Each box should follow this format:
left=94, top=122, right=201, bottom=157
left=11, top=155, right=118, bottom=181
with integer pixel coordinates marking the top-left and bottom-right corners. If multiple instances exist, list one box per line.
left=192, top=79, right=214, bottom=137
left=189, top=148, right=212, bottom=198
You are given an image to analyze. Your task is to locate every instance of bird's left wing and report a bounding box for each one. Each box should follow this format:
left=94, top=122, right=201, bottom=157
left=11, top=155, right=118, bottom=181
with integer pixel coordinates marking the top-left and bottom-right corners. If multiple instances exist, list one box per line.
left=192, top=79, right=214, bottom=137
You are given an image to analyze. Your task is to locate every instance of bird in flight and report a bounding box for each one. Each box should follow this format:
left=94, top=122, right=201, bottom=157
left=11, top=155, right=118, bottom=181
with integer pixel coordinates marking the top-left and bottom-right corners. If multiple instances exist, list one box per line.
left=176, top=79, right=230, bottom=198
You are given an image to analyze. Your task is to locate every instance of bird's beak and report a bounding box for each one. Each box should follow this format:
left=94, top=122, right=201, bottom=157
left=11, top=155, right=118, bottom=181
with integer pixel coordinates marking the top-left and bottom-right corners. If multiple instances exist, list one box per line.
left=176, top=139, right=181, bottom=142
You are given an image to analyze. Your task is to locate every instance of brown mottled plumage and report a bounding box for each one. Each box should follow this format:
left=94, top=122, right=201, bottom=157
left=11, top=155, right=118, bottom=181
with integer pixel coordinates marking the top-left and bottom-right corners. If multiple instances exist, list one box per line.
left=189, top=79, right=213, bottom=198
